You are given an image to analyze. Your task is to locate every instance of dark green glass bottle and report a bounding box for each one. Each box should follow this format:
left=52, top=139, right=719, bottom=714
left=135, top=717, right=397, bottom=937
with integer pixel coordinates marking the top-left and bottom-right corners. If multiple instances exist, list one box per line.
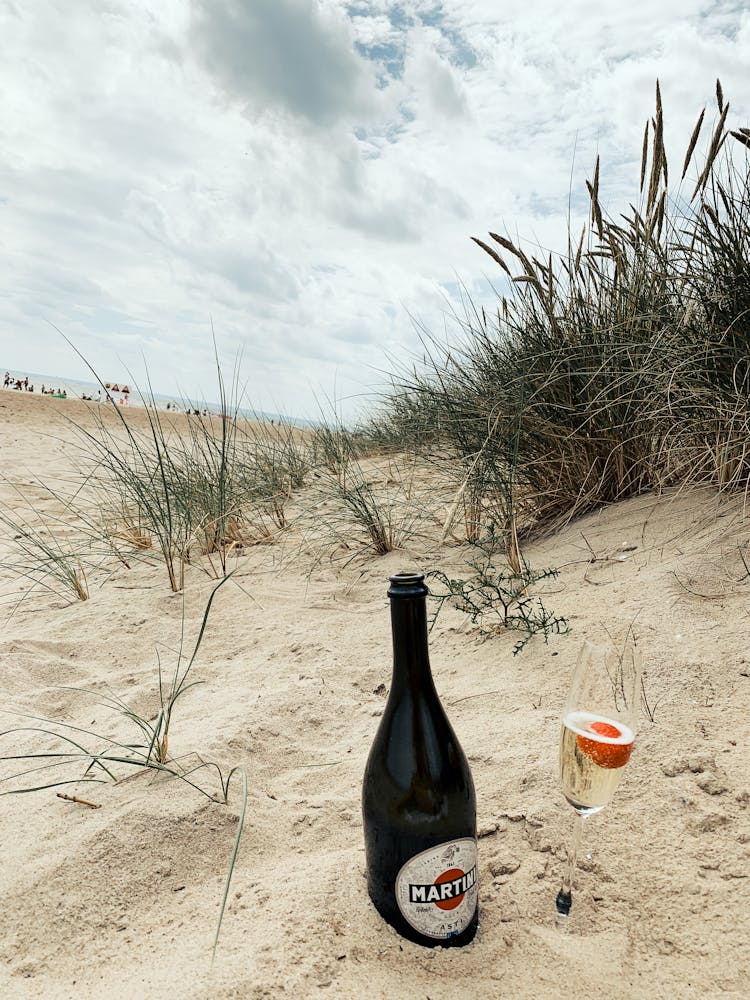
left=362, top=572, right=478, bottom=947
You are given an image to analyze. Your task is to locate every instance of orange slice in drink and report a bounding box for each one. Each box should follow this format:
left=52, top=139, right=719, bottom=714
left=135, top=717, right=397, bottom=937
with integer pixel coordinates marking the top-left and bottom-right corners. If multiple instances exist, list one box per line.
left=576, top=720, right=633, bottom=769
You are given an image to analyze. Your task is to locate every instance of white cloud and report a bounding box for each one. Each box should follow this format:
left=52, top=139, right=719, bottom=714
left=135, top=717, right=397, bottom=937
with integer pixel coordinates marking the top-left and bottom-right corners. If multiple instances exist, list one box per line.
left=1, top=0, right=749, bottom=418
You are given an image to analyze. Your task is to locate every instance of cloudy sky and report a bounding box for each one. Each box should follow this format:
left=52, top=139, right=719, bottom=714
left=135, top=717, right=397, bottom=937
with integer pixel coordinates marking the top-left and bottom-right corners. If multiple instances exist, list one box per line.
left=1, top=1, right=748, bottom=418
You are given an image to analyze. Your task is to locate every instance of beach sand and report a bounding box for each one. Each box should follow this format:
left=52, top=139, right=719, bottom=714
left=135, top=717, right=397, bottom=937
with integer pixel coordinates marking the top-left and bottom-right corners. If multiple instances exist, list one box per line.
left=0, top=388, right=748, bottom=999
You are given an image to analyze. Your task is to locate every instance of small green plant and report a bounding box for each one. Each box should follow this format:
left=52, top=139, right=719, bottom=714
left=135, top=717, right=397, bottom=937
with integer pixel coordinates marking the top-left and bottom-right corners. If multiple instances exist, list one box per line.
left=427, top=525, right=570, bottom=654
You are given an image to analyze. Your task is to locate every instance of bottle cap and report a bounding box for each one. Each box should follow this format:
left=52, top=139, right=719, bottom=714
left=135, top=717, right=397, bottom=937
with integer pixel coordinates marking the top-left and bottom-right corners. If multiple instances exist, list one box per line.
left=388, top=572, right=428, bottom=598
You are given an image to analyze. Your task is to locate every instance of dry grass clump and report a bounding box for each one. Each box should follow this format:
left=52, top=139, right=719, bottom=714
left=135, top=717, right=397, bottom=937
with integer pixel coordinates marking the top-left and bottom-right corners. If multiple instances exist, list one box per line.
left=371, top=80, right=750, bottom=542
left=0, top=475, right=118, bottom=607
left=0, top=503, right=89, bottom=603
left=53, top=366, right=314, bottom=590
left=299, top=417, right=440, bottom=561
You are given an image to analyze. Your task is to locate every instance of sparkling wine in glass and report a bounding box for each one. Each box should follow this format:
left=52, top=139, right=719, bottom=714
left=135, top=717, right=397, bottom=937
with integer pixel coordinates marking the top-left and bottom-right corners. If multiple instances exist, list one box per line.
left=555, top=638, right=640, bottom=925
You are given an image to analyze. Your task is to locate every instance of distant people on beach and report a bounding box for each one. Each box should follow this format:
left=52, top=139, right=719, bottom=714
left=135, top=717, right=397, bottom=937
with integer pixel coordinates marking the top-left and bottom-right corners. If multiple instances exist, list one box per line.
left=0, top=380, right=202, bottom=411
left=3, top=373, right=40, bottom=392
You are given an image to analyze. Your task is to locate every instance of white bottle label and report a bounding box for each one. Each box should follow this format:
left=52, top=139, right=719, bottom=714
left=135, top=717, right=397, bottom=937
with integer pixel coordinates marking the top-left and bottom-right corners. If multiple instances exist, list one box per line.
left=395, top=838, right=478, bottom=940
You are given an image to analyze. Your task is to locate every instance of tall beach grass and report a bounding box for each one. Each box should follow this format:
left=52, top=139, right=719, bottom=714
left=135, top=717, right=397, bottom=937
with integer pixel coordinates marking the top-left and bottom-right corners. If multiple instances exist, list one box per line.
left=366, top=81, right=750, bottom=549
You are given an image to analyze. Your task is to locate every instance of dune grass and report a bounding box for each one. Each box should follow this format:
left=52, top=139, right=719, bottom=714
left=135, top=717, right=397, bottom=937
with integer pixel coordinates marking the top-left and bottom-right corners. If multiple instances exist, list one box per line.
left=29, top=346, right=314, bottom=590
left=365, top=80, right=750, bottom=550
left=0, top=475, right=101, bottom=606
left=0, top=504, right=89, bottom=603
left=302, top=415, right=437, bottom=561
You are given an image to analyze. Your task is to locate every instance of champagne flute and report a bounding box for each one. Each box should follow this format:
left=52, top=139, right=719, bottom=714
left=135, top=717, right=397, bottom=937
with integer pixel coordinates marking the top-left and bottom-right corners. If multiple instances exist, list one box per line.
left=555, top=638, right=641, bottom=925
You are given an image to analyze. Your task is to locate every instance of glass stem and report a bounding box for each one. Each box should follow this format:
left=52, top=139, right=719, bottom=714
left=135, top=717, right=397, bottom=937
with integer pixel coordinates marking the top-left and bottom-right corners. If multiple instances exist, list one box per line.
left=556, top=812, right=585, bottom=925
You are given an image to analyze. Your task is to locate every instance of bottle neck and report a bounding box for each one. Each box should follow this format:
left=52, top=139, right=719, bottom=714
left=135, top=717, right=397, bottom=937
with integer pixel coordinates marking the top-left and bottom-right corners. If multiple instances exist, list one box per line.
left=389, top=595, right=435, bottom=692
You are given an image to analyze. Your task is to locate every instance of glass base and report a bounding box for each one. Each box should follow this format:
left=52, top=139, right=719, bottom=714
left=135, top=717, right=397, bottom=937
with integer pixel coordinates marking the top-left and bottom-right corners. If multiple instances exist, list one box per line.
left=563, top=795, right=605, bottom=817
left=555, top=888, right=572, bottom=916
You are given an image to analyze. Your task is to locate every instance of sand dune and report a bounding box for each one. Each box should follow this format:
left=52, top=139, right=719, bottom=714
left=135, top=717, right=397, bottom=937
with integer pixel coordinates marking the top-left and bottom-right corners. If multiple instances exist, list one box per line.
left=0, top=388, right=748, bottom=999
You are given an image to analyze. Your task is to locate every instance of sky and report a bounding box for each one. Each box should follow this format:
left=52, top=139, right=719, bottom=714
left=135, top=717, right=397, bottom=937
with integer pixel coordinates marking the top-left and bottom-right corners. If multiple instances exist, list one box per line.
left=1, top=1, right=749, bottom=419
